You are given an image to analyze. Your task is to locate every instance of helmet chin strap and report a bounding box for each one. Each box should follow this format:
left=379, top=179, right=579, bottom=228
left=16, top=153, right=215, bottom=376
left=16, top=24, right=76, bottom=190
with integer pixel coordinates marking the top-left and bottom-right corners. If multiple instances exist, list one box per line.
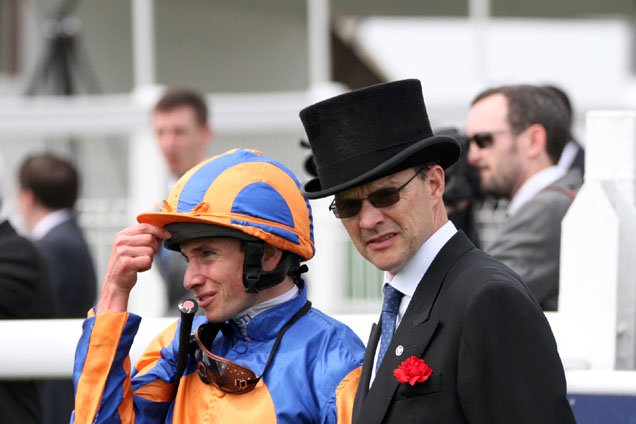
left=242, top=241, right=304, bottom=293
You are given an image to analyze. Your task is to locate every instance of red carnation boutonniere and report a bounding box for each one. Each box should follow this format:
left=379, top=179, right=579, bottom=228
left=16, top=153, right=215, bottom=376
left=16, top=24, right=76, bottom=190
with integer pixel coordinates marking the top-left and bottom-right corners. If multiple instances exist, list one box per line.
left=393, top=355, right=432, bottom=386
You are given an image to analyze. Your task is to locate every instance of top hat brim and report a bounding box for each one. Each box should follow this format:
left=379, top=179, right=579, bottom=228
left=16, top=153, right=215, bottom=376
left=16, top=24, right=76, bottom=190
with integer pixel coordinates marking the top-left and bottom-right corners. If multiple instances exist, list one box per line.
left=302, top=135, right=460, bottom=199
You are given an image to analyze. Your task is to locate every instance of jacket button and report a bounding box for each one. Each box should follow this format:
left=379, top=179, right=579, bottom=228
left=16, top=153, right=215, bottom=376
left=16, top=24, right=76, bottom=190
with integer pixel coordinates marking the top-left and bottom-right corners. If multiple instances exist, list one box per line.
left=234, top=342, right=248, bottom=354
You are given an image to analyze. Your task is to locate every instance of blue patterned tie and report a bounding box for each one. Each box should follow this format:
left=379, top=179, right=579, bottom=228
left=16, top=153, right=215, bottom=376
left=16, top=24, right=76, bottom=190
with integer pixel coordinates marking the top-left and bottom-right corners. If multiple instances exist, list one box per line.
left=376, top=284, right=404, bottom=372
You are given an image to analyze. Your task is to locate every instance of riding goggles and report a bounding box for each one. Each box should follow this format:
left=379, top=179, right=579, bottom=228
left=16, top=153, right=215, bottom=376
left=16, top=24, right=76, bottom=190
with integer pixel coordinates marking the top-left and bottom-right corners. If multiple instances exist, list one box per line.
left=194, top=323, right=260, bottom=393
left=192, top=301, right=311, bottom=394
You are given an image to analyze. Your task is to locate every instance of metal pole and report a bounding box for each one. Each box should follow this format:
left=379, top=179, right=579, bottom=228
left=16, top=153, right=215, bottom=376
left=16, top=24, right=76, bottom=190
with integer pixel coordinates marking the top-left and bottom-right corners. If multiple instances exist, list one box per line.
left=132, top=0, right=155, bottom=88
left=468, top=0, right=490, bottom=82
left=307, top=0, right=330, bottom=88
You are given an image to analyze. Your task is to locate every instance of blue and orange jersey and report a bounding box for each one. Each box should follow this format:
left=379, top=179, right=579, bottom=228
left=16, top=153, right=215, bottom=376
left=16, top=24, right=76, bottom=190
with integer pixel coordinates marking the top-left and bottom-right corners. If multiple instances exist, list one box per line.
left=71, top=288, right=364, bottom=423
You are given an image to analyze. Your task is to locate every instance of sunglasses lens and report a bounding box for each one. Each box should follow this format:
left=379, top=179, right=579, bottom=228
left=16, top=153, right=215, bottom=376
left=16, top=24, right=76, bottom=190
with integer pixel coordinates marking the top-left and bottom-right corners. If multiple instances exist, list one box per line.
left=333, top=198, right=362, bottom=219
left=368, top=189, right=400, bottom=208
left=471, top=133, right=494, bottom=148
left=332, top=188, right=402, bottom=218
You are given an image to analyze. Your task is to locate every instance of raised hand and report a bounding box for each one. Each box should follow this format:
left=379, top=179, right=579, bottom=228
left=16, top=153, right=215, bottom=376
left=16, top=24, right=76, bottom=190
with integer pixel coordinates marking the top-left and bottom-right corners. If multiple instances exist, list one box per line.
left=97, top=224, right=171, bottom=314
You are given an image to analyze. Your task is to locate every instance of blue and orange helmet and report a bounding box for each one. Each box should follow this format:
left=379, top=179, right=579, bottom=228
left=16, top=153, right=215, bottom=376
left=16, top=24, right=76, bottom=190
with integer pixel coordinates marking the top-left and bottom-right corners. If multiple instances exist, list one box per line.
left=137, top=149, right=315, bottom=292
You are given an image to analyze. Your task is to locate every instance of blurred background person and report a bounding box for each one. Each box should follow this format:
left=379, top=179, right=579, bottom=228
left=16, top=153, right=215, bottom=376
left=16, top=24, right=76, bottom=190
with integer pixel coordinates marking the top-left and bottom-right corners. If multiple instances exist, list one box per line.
left=466, top=84, right=582, bottom=311
left=152, top=88, right=213, bottom=312
left=0, top=154, right=56, bottom=424
left=153, top=88, right=213, bottom=180
left=542, top=84, right=586, bottom=175
left=17, top=152, right=97, bottom=424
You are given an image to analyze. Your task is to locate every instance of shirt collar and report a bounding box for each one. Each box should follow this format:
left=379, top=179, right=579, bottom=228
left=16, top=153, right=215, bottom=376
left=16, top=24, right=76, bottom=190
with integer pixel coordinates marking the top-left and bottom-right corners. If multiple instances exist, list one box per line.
left=230, top=283, right=306, bottom=341
left=507, top=166, right=566, bottom=217
left=232, top=285, right=299, bottom=340
left=557, top=140, right=578, bottom=172
left=384, top=221, right=457, bottom=298
left=32, top=209, right=73, bottom=240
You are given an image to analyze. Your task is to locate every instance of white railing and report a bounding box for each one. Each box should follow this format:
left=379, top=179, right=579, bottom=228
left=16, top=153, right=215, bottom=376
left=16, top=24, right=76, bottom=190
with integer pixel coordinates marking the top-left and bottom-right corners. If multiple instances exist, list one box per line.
left=0, top=312, right=599, bottom=379
left=0, top=315, right=375, bottom=379
left=3, top=314, right=636, bottom=398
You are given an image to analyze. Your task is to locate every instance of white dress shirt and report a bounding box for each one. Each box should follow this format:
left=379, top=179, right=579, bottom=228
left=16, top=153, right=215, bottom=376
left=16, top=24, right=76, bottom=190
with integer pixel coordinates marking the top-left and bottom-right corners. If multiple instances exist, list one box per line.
left=507, top=166, right=566, bottom=217
left=557, top=140, right=579, bottom=172
left=370, top=220, right=457, bottom=385
left=32, top=209, right=74, bottom=240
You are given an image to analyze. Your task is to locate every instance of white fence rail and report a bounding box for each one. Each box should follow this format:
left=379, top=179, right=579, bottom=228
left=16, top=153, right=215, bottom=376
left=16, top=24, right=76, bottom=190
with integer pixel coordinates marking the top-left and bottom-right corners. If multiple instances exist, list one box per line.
left=0, top=314, right=376, bottom=380
left=2, top=314, right=636, bottom=398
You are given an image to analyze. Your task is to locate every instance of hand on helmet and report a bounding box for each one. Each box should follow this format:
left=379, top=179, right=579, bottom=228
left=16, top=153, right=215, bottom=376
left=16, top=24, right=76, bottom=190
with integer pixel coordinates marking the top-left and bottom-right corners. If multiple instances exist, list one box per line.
left=97, top=224, right=170, bottom=314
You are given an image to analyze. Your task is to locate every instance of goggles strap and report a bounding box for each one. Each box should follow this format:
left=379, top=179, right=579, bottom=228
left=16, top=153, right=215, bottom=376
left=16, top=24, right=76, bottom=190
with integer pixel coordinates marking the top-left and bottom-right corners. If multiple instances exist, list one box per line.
left=194, top=301, right=312, bottom=391
left=257, top=300, right=312, bottom=383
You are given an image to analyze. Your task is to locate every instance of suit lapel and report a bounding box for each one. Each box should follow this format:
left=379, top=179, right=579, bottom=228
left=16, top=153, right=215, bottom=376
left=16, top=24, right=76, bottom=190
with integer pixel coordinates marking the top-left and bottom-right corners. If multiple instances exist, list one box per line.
left=354, top=232, right=474, bottom=424
left=0, top=220, right=15, bottom=238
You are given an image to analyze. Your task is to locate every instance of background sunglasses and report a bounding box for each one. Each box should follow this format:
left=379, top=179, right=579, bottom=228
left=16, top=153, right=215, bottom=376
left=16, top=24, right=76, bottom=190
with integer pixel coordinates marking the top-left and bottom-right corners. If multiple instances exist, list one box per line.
left=466, top=129, right=514, bottom=149
left=329, top=168, right=424, bottom=219
left=466, top=132, right=496, bottom=149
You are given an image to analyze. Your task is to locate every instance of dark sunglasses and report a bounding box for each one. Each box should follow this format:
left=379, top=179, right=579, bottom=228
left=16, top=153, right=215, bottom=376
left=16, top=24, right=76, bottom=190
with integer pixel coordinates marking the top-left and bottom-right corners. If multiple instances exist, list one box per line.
left=466, top=130, right=512, bottom=149
left=329, top=168, right=424, bottom=219
left=193, top=301, right=311, bottom=394
left=466, top=132, right=496, bottom=149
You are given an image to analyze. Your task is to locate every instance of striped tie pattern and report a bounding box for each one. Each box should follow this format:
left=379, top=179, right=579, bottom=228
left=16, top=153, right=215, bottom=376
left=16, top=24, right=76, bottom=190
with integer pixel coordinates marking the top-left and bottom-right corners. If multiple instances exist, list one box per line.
left=376, top=284, right=404, bottom=372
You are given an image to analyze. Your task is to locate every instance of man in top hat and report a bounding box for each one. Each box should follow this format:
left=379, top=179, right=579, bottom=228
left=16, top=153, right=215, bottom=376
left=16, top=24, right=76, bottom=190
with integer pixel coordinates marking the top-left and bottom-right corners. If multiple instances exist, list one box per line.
left=300, top=79, right=575, bottom=423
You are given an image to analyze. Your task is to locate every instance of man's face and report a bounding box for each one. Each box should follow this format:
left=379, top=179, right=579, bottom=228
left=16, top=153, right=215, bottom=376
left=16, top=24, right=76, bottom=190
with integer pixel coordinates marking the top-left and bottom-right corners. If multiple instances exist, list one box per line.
left=181, top=237, right=258, bottom=323
left=337, top=167, right=444, bottom=276
left=466, top=93, right=524, bottom=199
left=153, top=106, right=211, bottom=178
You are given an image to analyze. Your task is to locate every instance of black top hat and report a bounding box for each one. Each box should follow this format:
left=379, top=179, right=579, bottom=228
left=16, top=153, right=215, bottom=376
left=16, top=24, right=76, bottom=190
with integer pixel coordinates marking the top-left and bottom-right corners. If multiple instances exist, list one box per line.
left=299, top=79, right=460, bottom=199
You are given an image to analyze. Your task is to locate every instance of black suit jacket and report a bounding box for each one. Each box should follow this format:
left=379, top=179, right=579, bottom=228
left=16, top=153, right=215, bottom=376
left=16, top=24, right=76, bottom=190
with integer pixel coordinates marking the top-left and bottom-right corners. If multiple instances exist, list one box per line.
left=353, top=231, right=575, bottom=424
left=0, top=220, right=56, bottom=424
left=35, top=217, right=97, bottom=318
left=34, top=216, right=97, bottom=424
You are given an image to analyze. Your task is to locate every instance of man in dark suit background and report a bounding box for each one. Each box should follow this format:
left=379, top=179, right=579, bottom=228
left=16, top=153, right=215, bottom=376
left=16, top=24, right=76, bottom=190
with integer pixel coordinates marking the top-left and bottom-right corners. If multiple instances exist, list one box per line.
left=0, top=159, right=56, bottom=423
left=300, top=79, right=575, bottom=423
left=18, top=153, right=97, bottom=424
